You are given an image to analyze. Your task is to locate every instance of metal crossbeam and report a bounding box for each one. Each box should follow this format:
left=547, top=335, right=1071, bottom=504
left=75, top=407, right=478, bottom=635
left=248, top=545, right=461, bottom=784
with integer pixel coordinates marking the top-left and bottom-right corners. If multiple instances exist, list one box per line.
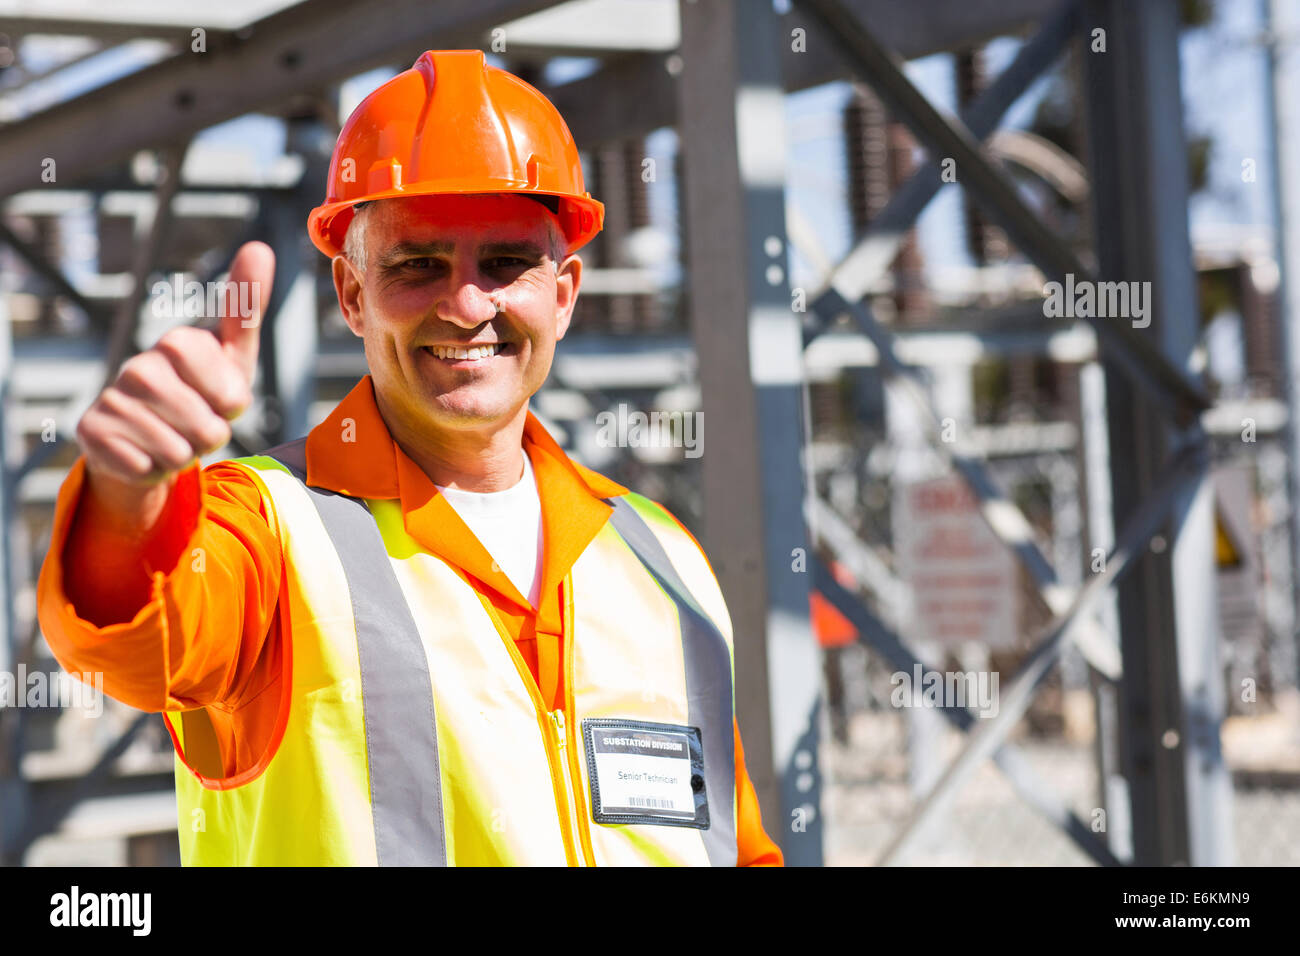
left=793, top=6, right=1084, bottom=607
left=813, top=286, right=1123, bottom=678
left=806, top=496, right=905, bottom=620
left=0, top=220, right=109, bottom=325
left=804, top=0, right=1080, bottom=329
left=811, top=558, right=1123, bottom=866
left=786, top=0, right=1224, bottom=866
left=0, top=0, right=557, bottom=199
left=792, top=0, right=1210, bottom=420
left=0, top=17, right=225, bottom=44
left=4, top=712, right=153, bottom=865
left=548, top=0, right=1056, bottom=147
left=795, top=182, right=1122, bottom=677
left=790, top=1, right=1125, bottom=678
left=875, top=441, right=1206, bottom=864
left=103, top=143, right=188, bottom=384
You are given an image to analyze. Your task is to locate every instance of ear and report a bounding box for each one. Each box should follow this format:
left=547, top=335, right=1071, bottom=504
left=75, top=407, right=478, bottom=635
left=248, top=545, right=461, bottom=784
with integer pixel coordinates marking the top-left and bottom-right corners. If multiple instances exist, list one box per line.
left=553, top=253, right=582, bottom=341
left=332, top=255, right=365, bottom=337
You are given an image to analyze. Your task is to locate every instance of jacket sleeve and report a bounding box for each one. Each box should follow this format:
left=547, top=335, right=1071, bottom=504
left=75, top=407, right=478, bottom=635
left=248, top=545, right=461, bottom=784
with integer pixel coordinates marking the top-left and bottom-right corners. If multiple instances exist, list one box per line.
left=36, top=454, right=283, bottom=714
left=735, top=717, right=784, bottom=866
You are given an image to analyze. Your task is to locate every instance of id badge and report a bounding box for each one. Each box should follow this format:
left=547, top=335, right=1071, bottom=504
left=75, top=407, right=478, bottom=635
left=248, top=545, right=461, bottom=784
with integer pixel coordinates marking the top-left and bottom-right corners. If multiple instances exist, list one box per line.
left=582, top=718, right=710, bottom=829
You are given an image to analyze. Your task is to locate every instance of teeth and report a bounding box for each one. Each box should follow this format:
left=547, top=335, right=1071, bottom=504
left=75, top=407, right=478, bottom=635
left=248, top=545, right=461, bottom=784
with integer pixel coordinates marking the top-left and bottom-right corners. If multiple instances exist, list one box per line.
left=428, top=343, right=503, bottom=360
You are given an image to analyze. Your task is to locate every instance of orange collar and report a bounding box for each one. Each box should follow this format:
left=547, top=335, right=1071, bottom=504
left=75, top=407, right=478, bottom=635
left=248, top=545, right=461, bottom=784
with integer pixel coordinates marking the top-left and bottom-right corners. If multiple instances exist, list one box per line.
left=302, top=375, right=627, bottom=632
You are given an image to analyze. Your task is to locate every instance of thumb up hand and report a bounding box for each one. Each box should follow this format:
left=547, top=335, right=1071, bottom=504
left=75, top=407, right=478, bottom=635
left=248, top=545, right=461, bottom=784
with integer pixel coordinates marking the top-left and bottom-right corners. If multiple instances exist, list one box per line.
left=75, top=241, right=275, bottom=491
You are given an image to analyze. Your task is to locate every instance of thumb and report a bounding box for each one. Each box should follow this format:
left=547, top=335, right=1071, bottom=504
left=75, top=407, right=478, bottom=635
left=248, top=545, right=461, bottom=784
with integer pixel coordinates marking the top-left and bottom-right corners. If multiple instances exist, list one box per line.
left=219, top=241, right=275, bottom=386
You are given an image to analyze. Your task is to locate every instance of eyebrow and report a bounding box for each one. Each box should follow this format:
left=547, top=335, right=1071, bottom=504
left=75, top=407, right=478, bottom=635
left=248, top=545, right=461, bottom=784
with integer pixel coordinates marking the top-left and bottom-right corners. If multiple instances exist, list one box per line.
left=376, top=239, right=547, bottom=267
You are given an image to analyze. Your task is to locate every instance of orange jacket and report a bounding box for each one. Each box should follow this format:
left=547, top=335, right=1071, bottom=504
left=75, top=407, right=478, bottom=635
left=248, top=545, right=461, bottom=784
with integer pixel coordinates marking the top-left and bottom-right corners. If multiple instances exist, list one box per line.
left=38, top=375, right=782, bottom=866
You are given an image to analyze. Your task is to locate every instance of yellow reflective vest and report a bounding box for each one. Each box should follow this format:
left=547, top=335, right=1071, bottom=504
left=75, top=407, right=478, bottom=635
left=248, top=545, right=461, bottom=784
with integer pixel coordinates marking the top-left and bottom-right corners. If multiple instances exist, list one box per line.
left=163, top=438, right=739, bottom=866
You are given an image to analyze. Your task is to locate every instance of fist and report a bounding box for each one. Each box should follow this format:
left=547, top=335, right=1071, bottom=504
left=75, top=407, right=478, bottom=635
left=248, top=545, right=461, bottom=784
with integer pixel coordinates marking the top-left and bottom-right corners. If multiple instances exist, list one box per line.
left=75, top=242, right=274, bottom=487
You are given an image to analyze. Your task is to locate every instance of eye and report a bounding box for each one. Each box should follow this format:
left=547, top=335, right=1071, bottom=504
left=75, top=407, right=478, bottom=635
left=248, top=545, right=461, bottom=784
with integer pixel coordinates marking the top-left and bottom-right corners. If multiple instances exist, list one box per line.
left=486, top=256, right=531, bottom=270
left=403, top=257, right=436, bottom=269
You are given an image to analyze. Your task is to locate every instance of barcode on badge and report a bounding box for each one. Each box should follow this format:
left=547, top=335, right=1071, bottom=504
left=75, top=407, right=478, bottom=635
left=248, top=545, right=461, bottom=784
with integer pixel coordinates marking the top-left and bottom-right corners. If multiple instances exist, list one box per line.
left=627, top=796, right=678, bottom=809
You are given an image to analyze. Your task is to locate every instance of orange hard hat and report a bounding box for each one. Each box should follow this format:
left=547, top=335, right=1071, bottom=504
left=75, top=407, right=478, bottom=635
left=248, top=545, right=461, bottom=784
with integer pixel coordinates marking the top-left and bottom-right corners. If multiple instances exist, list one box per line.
left=308, top=49, right=604, bottom=260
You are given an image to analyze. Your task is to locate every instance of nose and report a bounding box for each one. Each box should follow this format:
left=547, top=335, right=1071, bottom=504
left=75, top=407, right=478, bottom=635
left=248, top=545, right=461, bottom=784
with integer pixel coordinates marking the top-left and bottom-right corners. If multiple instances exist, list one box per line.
left=435, top=264, right=500, bottom=329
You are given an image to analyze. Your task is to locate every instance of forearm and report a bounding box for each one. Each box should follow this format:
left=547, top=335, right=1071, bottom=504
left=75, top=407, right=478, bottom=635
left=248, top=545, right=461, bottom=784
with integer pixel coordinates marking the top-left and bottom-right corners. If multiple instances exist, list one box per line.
left=37, top=458, right=282, bottom=713
left=62, top=467, right=191, bottom=627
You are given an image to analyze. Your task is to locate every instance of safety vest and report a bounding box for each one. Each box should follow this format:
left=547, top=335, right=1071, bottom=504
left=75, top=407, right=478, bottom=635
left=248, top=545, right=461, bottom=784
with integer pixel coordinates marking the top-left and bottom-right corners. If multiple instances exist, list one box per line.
left=162, top=437, right=739, bottom=866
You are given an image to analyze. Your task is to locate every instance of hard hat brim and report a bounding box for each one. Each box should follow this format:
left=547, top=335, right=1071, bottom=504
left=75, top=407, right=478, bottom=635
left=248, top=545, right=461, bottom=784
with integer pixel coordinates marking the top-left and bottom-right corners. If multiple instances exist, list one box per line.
left=309, top=187, right=605, bottom=261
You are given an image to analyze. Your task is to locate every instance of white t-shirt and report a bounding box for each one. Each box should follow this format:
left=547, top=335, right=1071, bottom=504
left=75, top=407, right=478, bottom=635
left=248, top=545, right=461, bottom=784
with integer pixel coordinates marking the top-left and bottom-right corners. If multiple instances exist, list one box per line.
left=434, top=451, right=544, bottom=607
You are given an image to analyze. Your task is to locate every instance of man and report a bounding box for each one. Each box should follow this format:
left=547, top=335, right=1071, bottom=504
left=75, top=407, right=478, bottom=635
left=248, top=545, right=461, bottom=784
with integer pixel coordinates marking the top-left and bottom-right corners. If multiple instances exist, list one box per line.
left=37, top=50, right=782, bottom=866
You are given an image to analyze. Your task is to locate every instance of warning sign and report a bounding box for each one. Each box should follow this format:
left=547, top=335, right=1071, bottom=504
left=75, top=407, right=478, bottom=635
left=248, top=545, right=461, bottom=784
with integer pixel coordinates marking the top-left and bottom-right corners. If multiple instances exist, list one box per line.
left=893, top=475, right=1019, bottom=649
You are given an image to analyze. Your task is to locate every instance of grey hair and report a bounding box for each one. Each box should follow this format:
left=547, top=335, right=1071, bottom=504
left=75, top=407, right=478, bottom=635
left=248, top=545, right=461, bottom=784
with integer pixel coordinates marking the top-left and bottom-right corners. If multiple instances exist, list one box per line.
left=341, top=201, right=373, bottom=271
left=340, top=197, right=567, bottom=273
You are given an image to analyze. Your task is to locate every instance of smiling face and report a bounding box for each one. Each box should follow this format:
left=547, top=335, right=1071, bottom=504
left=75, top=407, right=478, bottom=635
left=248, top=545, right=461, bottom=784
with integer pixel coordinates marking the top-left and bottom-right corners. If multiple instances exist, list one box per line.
left=332, top=193, right=580, bottom=450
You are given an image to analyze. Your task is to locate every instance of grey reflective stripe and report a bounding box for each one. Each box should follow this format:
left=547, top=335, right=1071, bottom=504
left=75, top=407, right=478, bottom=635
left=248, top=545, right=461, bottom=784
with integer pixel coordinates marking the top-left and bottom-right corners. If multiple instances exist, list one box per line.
left=264, top=439, right=447, bottom=867
left=607, top=496, right=738, bottom=867
left=266, top=438, right=307, bottom=475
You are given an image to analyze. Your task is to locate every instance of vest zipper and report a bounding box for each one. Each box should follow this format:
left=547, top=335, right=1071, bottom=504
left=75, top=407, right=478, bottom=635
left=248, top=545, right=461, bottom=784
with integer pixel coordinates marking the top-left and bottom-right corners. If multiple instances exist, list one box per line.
left=550, top=708, right=589, bottom=867
left=560, top=578, right=598, bottom=866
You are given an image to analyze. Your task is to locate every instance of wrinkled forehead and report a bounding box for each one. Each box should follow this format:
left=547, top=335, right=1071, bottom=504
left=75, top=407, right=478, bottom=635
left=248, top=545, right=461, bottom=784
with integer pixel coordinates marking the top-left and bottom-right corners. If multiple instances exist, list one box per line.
left=368, top=193, right=556, bottom=243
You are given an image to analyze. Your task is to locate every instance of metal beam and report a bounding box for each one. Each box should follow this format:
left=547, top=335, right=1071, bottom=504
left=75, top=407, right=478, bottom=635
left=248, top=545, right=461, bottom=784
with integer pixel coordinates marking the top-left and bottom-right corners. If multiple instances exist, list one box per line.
left=4, top=712, right=153, bottom=865
left=546, top=52, right=679, bottom=154
left=676, top=0, right=823, bottom=864
left=102, top=143, right=188, bottom=383
left=0, top=280, right=14, bottom=679
left=783, top=5, right=1124, bottom=674
left=804, top=0, right=1078, bottom=328
left=547, top=0, right=1058, bottom=147
left=0, top=0, right=557, bottom=199
left=258, top=115, right=329, bottom=445
left=811, top=287, right=1122, bottom=679
left=497, top=0, right=679, bottom=57
left=792, top=0, right=1210, bottom=420
left=1264, top=0, right=1300, bottom=688
left=876, top=443, right=1207, bottom=864
left=0, top=219, right=109, bottom=324
left=0, top=16, right=228, bottom=44
left=811, top=558, right=1123, bottom=866
left=0, top=41, right=115, bottom=100
left=821, top=0, right=1055, bottom=61
left=806, top=497, right=903, bottom=618
left=1080, top=0, right=1233, bottom=867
